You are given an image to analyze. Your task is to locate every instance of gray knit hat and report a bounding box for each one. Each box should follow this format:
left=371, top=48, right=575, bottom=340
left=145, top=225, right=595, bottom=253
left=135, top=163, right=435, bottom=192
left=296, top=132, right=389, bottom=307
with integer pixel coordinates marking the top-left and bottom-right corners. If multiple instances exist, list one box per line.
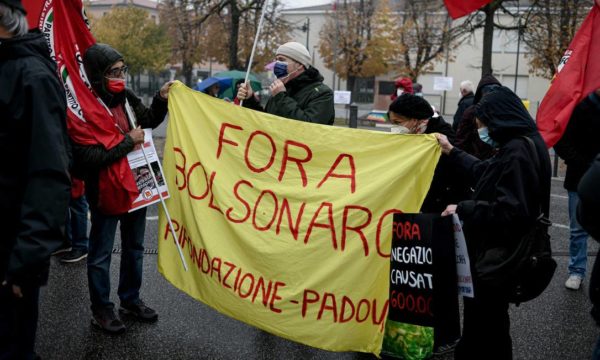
left=276, top=42, right=311, bottom=68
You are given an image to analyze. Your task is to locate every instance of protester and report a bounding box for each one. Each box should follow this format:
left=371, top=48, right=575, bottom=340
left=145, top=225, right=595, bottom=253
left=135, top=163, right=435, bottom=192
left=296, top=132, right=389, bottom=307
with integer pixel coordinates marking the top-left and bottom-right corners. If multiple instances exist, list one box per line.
left=413, top=82, right=424, bottom=97
left=453, top=80, right=474, bottom=131
left=72, top=43, right=172, bottom=334
left=577, top=153, right=600, bottom=360
left=387, top=93, right=466, bottom=354
left=437, top=86, right=551, bottom=359
left=237, top=42, right=334, bottom=125
left=554, top=89, right=600, bottom=290
left=60, top=178, right=90, bottom=263
left=390, top=76, right=414, bottom=101
left=454, top=75, right=501, bottom=161
left=0, top=1, right=71, bottom=358
left=204, top=82, right=220, bottom=98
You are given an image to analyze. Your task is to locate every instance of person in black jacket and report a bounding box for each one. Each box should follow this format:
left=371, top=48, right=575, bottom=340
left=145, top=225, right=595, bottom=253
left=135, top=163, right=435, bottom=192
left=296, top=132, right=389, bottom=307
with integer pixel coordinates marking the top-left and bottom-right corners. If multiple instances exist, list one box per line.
left=577, top=153, right=600, bottom=359
left=236, top=42, right=334, bottom=125
left=554, top=89, right=600, bottom=290
left=437, top=86, right=552, bottom=359
left=72, top=43, right=172, bottom=334
left=453, top=80, right=474, bottom=131
left=0, top=2, right=71, bottom=358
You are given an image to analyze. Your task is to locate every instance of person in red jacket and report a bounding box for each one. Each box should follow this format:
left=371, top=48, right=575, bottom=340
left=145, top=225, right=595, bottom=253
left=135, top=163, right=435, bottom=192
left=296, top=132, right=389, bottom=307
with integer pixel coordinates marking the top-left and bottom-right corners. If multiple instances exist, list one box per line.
left=390, top=77, right=414, bottom=101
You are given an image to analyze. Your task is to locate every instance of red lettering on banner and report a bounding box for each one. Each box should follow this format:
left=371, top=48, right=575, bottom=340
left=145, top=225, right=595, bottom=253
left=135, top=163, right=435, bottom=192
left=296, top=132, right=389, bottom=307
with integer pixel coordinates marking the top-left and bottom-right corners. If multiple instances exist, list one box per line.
left=225, top=180, right=253, bottom=223
left=303, top=202, right=337, bottom=249
left=244, top=131, right=276, bottom=173
left=317, top=154, right=357, bottom=193
left=356, top=299, right=370, bottom=323
left=376, top=209, right=404, bottom=258
left=210, top=257, right=222, bottom=282
left=339, top=296, right=355, bottom=323
left=252, top=190, right=278, bottom=231
left=207, top=171, right=223, bottom=214
left=318, top=293, right=338, bottom=322
left=269, top=281, right=285, bottom=313
left=174, top=147, right=187, bottom=190
left=252, top=277, right=273, bottom=307
left=187, top=162, right=210, bottom=200
left=222, top=261, right=236, bottom=289
left=278, top=140, right=312, bottom=187
left=393, top=221, right=422, bottom=241
left=217, top=123, right=243, bottom=159
left=275, top=199, right=306, bottom=240
left=163, top=219, right=180, bottom=241
left=341, top=205, right=372, bottom=256
left=301, top=289, right=321, bottom=318
left=238, top=273, right=255, bottom=298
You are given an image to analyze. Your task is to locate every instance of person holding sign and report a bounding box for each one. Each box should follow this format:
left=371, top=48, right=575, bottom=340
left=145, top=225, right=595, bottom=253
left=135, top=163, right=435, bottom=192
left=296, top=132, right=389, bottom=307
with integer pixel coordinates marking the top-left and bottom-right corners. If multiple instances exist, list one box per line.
left=436, top=87, right=551, bottom=359
left=71, top=44, right=172, bottom=334
left=236, top=41, right=334, bottom=125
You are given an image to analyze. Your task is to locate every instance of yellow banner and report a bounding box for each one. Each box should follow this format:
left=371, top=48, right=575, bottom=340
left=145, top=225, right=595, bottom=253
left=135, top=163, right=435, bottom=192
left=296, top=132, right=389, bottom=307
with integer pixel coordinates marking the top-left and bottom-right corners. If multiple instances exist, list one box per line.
left=158, top=82, right=441, bottom=355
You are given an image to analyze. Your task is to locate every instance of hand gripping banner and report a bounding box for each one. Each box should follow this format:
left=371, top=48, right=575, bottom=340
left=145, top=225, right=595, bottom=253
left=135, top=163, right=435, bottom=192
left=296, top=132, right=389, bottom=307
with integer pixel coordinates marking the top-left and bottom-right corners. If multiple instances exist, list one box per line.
left=158, top=82, right=441, bottom=355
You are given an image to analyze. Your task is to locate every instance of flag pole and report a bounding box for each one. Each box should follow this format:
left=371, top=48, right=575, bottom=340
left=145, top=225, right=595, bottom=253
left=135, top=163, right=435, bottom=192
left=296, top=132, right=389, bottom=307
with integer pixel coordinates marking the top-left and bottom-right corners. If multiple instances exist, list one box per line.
left=125, top=100, right=188, bottom=272
left=240, top=0, right=269, bottom=107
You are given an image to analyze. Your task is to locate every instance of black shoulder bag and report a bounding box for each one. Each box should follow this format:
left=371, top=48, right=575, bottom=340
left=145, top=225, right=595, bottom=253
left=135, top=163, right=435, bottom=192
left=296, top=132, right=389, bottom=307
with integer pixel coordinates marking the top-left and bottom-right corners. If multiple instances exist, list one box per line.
left=476, top=136, right=557, bottom=305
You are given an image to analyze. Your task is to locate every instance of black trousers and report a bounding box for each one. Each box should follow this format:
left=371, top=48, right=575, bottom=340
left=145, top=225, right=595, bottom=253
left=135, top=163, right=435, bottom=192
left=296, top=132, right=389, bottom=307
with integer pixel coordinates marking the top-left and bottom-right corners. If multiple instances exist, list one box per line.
left=0, top=284, right=40, bottom=360
left=455, top=293, right=512, bottom=360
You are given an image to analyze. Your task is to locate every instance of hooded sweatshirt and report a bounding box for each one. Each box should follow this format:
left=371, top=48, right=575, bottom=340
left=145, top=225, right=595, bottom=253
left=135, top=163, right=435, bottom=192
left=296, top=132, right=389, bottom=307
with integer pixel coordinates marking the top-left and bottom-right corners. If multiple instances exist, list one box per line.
left=448, top=87, right=552, bottom=287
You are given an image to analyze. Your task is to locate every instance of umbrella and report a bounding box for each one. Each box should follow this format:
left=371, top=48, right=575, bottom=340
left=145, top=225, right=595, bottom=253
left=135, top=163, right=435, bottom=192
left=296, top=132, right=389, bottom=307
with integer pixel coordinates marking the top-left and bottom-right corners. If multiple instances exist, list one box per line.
left=213, top=70, right=262, bottom=100
left=194, top=77, right=232, bottom=94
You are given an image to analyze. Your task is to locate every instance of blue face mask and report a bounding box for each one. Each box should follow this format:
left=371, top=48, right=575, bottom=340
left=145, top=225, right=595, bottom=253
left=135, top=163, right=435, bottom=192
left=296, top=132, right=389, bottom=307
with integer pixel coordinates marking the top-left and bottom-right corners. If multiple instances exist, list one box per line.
left=273, top=61, right=288, bottom=78
left=478, top=127, right=498, bottom=148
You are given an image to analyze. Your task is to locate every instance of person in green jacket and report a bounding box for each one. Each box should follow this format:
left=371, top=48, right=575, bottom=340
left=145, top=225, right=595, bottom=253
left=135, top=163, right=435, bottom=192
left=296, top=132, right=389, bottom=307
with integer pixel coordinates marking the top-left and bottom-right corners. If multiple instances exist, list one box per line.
left=236, top=42, right=334, bottom=125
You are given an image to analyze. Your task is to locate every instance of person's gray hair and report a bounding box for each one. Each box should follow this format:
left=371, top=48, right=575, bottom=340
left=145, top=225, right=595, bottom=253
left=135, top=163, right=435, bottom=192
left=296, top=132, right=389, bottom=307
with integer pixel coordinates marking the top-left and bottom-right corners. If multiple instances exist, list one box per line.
left=460, top=80, right=474, bottom=94
left=0, top=4, right=28, bottom=37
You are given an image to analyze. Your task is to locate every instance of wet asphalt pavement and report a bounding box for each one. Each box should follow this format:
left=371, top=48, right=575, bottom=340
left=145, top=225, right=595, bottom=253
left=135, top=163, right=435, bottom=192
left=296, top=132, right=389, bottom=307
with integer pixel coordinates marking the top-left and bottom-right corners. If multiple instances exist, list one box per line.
left=35, top=135, right=598, bottom=360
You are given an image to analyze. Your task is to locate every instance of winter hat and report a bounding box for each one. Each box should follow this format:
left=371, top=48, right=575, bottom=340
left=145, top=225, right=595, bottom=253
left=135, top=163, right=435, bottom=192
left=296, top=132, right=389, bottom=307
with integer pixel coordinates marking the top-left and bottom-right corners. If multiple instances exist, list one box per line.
left=389, top=93, right=434, bottom=120
left=276, top=42, right=311, bottom=68
left=0, top=0, right=26, bottom=14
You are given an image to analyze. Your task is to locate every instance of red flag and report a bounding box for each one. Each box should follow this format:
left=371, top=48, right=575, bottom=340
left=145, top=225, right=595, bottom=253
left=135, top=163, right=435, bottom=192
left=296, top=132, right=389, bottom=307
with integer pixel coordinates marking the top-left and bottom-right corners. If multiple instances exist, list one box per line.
left=27, top=0, right=139, bottom=214
left=21, top=0, right=45, bottom=29
left=444, top=0, right=492, bottom=19
left=536, top=3, right=600, bottom=148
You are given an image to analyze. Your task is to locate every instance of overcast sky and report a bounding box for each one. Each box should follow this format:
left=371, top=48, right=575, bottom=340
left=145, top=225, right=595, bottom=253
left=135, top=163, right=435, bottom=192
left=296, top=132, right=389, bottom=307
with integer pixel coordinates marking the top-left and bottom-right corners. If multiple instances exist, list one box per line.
left=280, top=0, right=330, bottom=9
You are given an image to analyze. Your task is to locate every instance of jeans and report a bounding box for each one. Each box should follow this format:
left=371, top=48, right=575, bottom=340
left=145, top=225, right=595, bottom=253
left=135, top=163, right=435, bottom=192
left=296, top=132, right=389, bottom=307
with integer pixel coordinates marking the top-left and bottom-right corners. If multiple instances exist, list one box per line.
left=568, top=191, right=589, bottom=278
left=0, top=284, right=40, bottom=360
left=87, top=207, right=147, bottom=311
left=66, top=195, right=89, bottom=252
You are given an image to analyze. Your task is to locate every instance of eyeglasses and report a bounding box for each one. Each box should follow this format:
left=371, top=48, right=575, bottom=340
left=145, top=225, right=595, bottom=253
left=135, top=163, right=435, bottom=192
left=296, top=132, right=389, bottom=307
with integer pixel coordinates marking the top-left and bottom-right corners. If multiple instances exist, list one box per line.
left=106, top=65, right=128, bottom=77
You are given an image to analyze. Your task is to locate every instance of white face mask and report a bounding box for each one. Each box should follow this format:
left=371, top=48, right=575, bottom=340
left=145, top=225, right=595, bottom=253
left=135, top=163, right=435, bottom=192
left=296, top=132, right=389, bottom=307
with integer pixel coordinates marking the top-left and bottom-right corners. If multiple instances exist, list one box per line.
left=396, top=89, right=404, bottom=97
left=390, top=125, right=411, bottom=134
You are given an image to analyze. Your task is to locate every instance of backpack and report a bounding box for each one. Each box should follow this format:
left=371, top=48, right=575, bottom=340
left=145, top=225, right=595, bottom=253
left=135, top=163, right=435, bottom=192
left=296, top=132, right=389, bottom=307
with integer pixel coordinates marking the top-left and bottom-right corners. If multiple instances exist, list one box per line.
left=475, top=136, right=557, bottom=305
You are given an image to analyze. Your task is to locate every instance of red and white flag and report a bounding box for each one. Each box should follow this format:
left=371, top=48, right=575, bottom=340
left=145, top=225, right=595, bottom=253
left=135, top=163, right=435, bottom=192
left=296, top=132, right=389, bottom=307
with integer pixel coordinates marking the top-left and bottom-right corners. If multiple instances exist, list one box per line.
left=536, top=2, right=600, bottom=148
left=443, top=0, right=492, bottom=19
left=23, top=0, right=139, bottom=214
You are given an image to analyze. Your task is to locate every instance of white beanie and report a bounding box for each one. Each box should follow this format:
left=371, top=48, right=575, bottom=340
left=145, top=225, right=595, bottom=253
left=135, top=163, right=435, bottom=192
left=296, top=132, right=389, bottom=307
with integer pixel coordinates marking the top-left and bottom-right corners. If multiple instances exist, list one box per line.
left=276, top=42, right=311, bottom=68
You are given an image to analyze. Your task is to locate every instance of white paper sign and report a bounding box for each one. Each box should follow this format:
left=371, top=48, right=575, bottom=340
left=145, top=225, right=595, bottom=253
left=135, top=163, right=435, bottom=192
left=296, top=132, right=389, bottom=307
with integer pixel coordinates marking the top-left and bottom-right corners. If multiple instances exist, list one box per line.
left=127, top=129, right=170, bottom=212
left=334, top=90, right=352, bottom=104
left=453, top=214, right=474, bottom=297
left=433, top=76, right=453, bottom=91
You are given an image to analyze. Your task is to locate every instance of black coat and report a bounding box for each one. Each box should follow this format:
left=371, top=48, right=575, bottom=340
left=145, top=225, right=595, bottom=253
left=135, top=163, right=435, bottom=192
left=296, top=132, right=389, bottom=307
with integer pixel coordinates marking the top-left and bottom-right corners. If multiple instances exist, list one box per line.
left=244, top=67, right=334, bottom=125
left=578, top=154, right=600, bottom=325
left=453, top=92, right=474, bottom=131
left=0, top=32, right=71, bottom=286
left=448, top=87, right=552, bottom=291
left=72, top=44, right=168, bottom=210
left=421, top=116, right=471, bottom=213
left=554, top=91, right=600, bottom=191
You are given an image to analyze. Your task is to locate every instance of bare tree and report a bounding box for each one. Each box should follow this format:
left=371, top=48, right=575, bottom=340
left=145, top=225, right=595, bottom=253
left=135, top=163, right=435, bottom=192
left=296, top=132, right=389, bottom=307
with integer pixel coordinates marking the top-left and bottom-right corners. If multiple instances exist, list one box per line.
left=393, top=0, right=475, bottom=81
left=522, top=0, right=594, bottom=79
left=318, top=0, right=397, bottom=99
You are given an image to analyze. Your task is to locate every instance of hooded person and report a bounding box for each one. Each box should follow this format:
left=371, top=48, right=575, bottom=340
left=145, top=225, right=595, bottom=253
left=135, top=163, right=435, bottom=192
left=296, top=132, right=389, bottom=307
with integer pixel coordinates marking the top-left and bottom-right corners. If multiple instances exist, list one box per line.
left=71, top=43, right=173, bottom=334
left=0, top=1, right=71, bottom=358
left=236, top=41, right=334, bottom=125
left=454, top=74, right=501, bottom=161
left=436, top=86, right=552, bottom=360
